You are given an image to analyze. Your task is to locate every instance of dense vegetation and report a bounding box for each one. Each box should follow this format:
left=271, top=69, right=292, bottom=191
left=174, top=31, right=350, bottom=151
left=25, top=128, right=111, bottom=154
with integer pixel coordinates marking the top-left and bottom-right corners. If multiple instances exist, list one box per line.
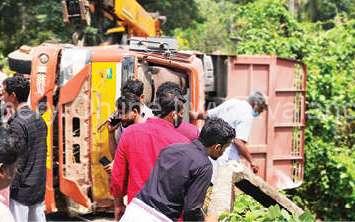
left=0, top=1, right=71, bottom=56
left=0, top=0, right=354, bottom=220
left=220, top=194, right=315, bottom=222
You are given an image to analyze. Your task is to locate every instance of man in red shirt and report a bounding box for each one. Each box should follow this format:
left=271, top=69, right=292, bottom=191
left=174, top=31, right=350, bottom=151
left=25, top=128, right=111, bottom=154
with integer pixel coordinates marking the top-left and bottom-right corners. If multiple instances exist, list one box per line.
left=111, top=82, right=191, bottom=220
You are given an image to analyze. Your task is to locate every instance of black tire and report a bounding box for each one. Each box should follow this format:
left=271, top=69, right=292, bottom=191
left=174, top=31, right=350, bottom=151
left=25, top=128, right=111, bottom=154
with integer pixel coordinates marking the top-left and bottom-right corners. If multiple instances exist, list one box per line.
left=8, top=49, right=32, bottom=74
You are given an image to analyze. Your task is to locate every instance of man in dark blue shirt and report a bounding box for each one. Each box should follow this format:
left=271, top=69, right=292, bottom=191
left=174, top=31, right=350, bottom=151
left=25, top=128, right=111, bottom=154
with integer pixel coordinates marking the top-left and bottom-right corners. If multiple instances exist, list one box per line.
left=120, top=117, right=235, bottom=222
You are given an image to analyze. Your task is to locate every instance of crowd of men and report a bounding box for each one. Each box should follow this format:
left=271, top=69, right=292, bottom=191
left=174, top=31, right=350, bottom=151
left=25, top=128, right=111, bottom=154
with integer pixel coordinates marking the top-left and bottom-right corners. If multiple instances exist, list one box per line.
left=108, top=80, right=267, bottom=221
left=0, top=72, right=267, bottom=222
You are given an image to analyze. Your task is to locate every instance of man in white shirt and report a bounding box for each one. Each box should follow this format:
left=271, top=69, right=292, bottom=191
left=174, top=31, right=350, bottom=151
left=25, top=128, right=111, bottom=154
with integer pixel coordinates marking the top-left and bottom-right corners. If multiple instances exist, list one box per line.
left=190, top=91, right=267, bottom=175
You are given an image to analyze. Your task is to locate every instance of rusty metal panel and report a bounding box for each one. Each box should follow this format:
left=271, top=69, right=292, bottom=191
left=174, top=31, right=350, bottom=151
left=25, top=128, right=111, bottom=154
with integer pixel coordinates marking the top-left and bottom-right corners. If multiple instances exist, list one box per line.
left=226, top=56, right=306, bottom=190
left=63, top=80, right=91, bottom=189
left=62, top=79, right=92, bottom=213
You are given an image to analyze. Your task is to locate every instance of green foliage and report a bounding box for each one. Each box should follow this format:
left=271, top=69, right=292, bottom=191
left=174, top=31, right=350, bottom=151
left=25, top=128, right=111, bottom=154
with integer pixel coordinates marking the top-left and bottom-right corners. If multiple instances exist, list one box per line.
left=299, top=0, right=355, bottom=24
left=174, top=0, right=236, bottom=53
left=0, top=54, right=6, bottom=66
left=291, top=139, right=355, bottom=219
left=0, top=0, right=71, bottom=55
left=175, top=0, right=307, bottom=58
left=219, top=194, right=315, bottom=222
left=231, top=0, right=307, bottom=59
left=304, top=20, right=355, bottom=148
left=139, top=0, right=202, bottom=34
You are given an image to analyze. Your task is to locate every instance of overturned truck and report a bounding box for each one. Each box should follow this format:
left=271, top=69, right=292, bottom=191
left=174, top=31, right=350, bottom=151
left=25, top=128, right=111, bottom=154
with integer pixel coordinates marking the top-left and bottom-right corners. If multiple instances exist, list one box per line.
left=8, top=38, right=306, bottom=215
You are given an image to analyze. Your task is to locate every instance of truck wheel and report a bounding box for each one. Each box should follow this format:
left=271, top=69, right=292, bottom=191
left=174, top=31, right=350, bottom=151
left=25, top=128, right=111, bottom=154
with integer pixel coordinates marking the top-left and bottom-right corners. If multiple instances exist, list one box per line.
left=8, top=47, right=33, bottom=74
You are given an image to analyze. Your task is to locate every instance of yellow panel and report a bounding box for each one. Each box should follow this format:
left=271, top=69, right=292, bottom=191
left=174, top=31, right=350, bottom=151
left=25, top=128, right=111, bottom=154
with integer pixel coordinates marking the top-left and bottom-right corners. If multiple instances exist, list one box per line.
left=91, top=62, right=120, bottom=200
left=42, top=108, right=52, bottom=169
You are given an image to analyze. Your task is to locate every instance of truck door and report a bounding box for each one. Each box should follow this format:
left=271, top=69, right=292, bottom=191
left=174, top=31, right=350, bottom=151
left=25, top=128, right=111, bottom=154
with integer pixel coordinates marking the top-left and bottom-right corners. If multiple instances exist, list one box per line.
left=226, top=56, right=306, bottom=189
left=90, top=61, right=122, bottom=208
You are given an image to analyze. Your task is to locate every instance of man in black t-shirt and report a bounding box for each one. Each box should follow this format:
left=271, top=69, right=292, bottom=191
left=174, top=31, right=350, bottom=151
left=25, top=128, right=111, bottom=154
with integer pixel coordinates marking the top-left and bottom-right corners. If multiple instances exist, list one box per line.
left=2, top=76, right=47, bottom=222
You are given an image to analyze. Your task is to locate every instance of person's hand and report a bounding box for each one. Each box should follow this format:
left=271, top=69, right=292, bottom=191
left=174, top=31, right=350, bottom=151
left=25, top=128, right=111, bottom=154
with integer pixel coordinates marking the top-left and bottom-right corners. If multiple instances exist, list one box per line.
left=107, top=122, right=119, bottom=133
left=114, top=205, right=125, bottom=221
left=107, top=114, right=120, bottom=133
left=103, top=162, right=113, bottom=175
left=251, top=162, right=259, bottom=174
left=114, top=198, right=126, bottom=221
left=189, top=111, right=199, bottom=120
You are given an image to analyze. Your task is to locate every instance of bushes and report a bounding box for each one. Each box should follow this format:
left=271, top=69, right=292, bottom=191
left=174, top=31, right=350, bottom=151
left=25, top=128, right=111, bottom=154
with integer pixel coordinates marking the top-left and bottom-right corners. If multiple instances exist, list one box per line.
left=300, top=21, right=354, bottom=219
left=291, top=139, right=355, bottom=219
left=219, top=194, right=315, bottom=222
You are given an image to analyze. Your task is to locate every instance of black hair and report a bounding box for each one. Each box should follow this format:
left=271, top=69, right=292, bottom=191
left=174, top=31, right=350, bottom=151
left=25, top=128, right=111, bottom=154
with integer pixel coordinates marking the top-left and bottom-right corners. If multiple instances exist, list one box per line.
left=122, top=80, right=144, bottom=97
left=0, top=64, right=3, bottom=70
left=3, top=76, right=30, bottom=103
left=155, top=81, right=186, bottom=117
left=156, top=81, right=184, bottom=99
left=115, top=92, right=141, bottom=114
left=199, top=117, right=236, bottom=147
left=0, top=127, right=19, bottom=167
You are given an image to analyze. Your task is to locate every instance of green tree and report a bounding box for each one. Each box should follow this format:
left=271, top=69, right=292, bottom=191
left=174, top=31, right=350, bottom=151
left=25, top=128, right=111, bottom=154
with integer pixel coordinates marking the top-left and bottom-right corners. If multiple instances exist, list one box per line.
left=300, top=0, right=355, bottom=22
left=0, top=0, right=71, bottom=56
left=139, top=0, right=203, bottom=34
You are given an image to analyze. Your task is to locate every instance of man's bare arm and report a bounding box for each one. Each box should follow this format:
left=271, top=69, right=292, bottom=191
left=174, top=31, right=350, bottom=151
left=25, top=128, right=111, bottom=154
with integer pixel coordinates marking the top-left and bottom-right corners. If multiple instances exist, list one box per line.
left=108, top=123, right=119, bottom=158
left=189, top=111, right=208, bottom=120
left=233, top=139, right=259, bottom=173
left=114, top=197, right=125, bottom=221
left=108, top=131, right=117, bottom=159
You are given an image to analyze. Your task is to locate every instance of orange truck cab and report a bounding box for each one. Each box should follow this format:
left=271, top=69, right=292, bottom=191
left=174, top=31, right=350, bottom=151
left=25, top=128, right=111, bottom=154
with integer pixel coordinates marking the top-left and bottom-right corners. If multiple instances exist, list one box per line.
left=8, top=38, right=306, bottom=215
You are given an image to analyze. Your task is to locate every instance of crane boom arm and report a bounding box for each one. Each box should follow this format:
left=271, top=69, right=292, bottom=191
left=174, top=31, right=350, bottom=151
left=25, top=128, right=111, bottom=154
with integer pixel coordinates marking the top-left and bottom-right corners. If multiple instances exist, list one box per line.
left=114, top=0, right=160, bottom=37
left=63, top=0, right=161, bottom=43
